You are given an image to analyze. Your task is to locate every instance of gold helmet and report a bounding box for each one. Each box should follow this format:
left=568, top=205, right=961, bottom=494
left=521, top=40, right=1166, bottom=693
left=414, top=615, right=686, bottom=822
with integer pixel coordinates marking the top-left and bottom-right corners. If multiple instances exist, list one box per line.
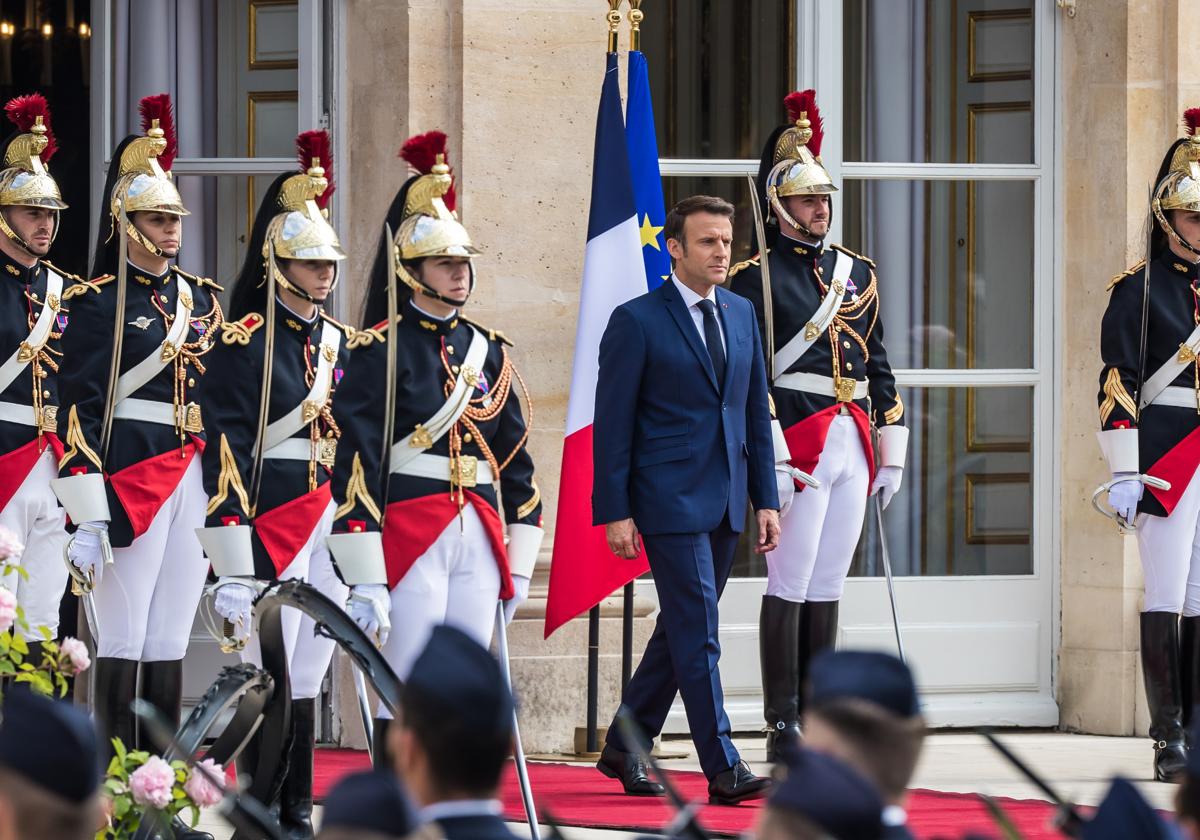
left=0, top=94, right=66, bottom=254
left=1152, top=108, right=1200, bottom=260
left=394, top=131, right=478, bottom=263
left=261, top=129, right=344, bottom=303
left=763, top=90, right=837, bottom=237
left=107, top=94, right=187, bottom=260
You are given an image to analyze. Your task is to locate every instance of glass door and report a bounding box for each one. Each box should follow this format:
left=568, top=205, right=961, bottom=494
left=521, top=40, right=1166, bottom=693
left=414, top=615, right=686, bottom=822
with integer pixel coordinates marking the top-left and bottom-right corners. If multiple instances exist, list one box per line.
left=644, top=0, right=1058, bottom=730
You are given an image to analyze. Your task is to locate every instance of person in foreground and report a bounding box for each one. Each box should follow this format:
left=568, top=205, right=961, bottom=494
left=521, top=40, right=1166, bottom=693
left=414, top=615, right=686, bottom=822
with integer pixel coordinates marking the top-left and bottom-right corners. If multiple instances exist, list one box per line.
left=389, top=624, right=522, bottom=840
left=0, top=687, right=101, bottom=840
left=593, top=195, right=781, bottom=805
left=755, top=748, right=883, bottom=840
left=802, top=650, right=925, bottom=840
left=316, top=770, right=417, bottom=840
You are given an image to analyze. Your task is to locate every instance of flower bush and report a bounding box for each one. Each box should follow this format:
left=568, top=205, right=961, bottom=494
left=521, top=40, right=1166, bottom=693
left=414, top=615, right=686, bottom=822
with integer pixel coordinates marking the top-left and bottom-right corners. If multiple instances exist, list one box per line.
left=99, top=740, right=226, bottom=839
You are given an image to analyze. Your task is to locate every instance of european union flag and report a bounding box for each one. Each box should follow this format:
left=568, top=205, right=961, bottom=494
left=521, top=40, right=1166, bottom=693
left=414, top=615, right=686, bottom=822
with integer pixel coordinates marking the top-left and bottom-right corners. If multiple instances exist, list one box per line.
left=625, top=49, right=670, bottom=292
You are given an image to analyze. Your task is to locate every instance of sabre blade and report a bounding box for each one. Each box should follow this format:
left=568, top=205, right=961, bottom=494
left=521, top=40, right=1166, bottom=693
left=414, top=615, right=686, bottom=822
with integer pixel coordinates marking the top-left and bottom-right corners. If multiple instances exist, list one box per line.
left=745, top=174, right=776, bottom=380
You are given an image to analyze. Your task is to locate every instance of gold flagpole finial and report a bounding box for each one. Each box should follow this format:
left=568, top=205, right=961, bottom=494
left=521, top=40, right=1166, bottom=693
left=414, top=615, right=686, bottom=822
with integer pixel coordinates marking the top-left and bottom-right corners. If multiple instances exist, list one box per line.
left=628, top=0, right=643, bottom=52
left=606, top=0, right=623, bottom=54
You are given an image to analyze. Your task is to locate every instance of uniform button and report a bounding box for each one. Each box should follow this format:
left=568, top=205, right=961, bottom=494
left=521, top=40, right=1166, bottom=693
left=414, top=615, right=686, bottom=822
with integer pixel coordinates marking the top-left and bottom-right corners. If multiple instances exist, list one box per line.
left=451, top=364, right=460, bottom=374
left=463, top=432, right=473, bottom=443
left=187, top=377, right=196, bottom=387
left=843, top=340, right=851, bottom=349
left=834, top=324, right=842, bottom=332
left=446, top=345, right=455, bottom=355
left=41, top=389, right=50, bottom=398
left=845, top=362, right=853, bottom=371
left=351, top=524, right=363, bottom=533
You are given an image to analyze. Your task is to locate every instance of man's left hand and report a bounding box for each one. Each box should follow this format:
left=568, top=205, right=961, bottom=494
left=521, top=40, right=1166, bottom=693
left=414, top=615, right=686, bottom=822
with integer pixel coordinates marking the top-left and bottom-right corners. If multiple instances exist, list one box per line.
left=755, top=509, right=781, bottom=554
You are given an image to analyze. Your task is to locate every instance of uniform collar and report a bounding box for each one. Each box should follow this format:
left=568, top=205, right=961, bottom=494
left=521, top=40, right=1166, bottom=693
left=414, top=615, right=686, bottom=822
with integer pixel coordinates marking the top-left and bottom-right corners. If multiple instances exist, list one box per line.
left=779, top=230, right=826, bottom=259
left=127, top=260, right=172, bottom=290
left=0, top=250, right=39, bottom=285
left=404, top=297, right=461, bottom=336
left=276, top=296, right=321, bottom=341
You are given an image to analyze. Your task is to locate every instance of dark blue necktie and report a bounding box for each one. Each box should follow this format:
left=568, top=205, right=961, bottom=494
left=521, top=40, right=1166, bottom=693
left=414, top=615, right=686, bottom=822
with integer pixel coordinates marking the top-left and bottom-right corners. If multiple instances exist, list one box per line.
left=699, top=299, right=726, bottom=387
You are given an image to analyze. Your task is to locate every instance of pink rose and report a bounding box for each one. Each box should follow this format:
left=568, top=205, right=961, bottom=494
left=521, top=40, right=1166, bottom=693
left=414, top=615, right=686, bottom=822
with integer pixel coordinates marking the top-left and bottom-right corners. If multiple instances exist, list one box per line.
left=59, top=637, right=90, bottom=673
left=0, top=527, right=22, bottom=564
left=183, top=758, right=224, bottom=808
left=129, top=756, right=175, bottom=810
left=0, top=587, right=17, bottom=634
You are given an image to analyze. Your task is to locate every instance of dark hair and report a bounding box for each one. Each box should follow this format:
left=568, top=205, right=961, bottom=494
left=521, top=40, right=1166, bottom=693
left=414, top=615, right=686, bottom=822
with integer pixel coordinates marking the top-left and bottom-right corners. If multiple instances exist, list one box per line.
left=360, top=181, right=420, bottom=329
left=663, top=195, right=735, bottom=249
left=227, top=171, right=291, bottom=320
left=805, top=699, right=926, bottom=801
left=0, top=766, right=99, bottom=840
left=89, top=135, right=138, bottom=280
left=399, top=684, right=513, bottom=799
left=1152, top=138, right=1189, bottom=259
left=1178, top=772, right=1200, bottom=827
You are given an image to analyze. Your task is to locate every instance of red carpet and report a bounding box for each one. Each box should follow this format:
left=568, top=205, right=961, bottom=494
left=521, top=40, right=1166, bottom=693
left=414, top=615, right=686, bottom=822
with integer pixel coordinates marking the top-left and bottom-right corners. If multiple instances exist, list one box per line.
left=312, top=750, right=1075, bottom=838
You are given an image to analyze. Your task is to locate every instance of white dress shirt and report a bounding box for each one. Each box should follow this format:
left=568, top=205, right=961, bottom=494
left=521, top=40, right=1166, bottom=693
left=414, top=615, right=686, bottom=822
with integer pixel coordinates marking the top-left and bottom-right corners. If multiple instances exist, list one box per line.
left=671, top=273, right=726, bottom=354
left=419, top=799, right=503, bottom=823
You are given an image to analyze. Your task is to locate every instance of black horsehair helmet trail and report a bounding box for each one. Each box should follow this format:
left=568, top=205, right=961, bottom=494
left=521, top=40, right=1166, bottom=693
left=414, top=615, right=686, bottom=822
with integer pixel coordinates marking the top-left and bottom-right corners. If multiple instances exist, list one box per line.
left=1151, top=107, right=1200, bottom=262
left=0, top=93, right=67, bottom=254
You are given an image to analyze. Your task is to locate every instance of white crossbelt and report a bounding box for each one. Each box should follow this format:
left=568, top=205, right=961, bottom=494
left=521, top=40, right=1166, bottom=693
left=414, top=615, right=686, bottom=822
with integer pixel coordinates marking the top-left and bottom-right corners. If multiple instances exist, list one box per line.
left=391, top=451, right=495, bottom=484
left=775, top=371, right=869, bottom=400
left=0, top=400, right=36, bottom=426
left=1150, top=385, right=1200, bottom=410
left=262, top=319, right=342, bottom=452
left=0, top=266, right=63, bottom=395
left=772, top=249, right=853, bottom=379
left=1141, top=322, right=1200, bottom=409
left=263, top=437, right=315, bottom=461
left=112, top=397, right=182, bottom=426
left=114, top=276, right=195, bottom=404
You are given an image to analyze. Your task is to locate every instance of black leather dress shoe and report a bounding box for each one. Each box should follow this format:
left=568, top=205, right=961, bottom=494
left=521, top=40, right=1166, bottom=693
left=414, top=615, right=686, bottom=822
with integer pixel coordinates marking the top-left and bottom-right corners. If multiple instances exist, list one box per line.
left=596, top=745, right=665, bottom=796
left=707, top=760, right=770, bottom=805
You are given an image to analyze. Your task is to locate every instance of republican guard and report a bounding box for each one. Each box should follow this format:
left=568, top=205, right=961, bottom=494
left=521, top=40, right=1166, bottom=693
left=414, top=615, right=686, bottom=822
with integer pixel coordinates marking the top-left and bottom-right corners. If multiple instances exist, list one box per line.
left=0, top=93, right=80, bottom=658
left=326, top=131, right=542, bottom=762
left=196, top=129, right=352, bottom=838
left=51, top=95, right=224, bottom=788
left=729, top=90, right=908, bottom=761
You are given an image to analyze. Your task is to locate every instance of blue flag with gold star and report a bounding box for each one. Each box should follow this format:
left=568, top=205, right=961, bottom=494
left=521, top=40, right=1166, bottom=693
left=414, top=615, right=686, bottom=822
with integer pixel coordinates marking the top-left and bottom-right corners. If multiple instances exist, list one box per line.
left=625, top=50, right=669, bottom=291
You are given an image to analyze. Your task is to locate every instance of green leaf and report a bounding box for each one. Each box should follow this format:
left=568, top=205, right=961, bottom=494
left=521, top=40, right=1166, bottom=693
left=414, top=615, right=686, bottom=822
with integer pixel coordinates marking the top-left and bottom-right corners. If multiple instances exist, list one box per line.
left=10, top=634, right=28, bottom=655
left=38, top=625, right=51, bottom=641
left=112, top=796, right=130, bottom=819
left=113, top=737, right=128, bottom=765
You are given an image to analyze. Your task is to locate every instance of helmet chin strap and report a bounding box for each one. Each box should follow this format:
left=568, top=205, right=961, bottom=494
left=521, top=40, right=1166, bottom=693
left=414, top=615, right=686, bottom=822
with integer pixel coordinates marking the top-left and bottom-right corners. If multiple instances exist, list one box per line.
left=405, top=259, right=475, bottom=308
left=767, top=188, right=834, bottom=244
left=124, top=217, right=180, bottom=261
left=268, top=258, right=339, bottom=305
left=1153, top=199, right=1200, bottom=264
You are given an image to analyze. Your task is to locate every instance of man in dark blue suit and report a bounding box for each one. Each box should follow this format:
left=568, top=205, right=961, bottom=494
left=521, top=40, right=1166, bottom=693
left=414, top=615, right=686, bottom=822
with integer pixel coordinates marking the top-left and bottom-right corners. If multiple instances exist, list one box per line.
left=593, top=195, right=781, bottom=805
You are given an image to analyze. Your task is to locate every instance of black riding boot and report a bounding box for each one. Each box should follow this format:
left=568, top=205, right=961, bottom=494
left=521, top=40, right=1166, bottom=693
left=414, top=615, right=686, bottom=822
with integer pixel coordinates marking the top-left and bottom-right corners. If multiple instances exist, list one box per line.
left=279, top=699, right=316, bottom=840
left=1141, top=611, right=1188, bottom=782
left=372, top=718, right=392, bottom=771
left=798, top=600, right=839, bottom=717
left=760, top=596, right=803, bottom=762
left=1182, top=616, right=1200, bottom=741
left=139, top=660, right=214, bottom=840
left=94, top=658, right=138, bottom=761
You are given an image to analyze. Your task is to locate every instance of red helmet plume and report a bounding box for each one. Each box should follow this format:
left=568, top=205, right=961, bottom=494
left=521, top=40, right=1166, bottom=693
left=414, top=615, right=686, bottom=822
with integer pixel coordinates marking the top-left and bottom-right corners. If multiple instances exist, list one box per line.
left=1185, top=108, right=1200, bottom=137
left=4, top=93, right=57, bottom=163
left=783, top=89, right=824, bottom=157
left=296, top=129, right=334, bottom=209
left=138, top=93, right=177, bottom=171
left=400, top=130, right=456, bottom=212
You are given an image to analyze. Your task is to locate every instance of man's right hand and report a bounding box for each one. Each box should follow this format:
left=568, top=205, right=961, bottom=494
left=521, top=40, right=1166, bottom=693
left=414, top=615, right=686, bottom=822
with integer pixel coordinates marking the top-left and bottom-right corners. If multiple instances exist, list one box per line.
left=606, top=518, right=642, bottom=559
left=68, top=521, right=110, bottom=587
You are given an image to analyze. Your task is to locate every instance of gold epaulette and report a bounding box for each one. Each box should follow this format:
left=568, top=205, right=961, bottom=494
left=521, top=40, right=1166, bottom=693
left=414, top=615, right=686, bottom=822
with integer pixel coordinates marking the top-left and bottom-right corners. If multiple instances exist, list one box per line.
left=1106, top=260, right=1146, bottom=291
left=220, top=312, right=265, bottom=346
left=729, top=254, right=762, bottom=278
left=319, top=311, right=357, bottom=338
left=61, top=274, right=114, bottom=299
left=39, top=259, right=84, bottom=284
left=171, top=265, right=224, bottom=292
left=831, top=243, right=876, bottom=268
left=461, top=315, right=513, bottom=346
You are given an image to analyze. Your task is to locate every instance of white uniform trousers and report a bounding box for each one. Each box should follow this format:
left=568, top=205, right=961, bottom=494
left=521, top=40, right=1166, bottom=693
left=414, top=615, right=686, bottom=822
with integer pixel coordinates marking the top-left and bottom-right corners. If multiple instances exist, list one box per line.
left=376, top=503, right=500, bottom=719
left=0, top=447, right=69, bottom=639
left=94, top=457, right=209, bottom=661
left=766, top=414, right=871, bottom=603
left=1136, top=464, right=1200, bottom=616
left=241, top=501, right=347, bottom=700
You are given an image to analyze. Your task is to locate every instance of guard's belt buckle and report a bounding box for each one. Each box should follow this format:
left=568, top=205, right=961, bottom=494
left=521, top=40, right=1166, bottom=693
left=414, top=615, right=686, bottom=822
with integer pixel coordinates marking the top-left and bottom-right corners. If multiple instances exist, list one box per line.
left=40, top=404, right=57, bottom=434
left=835, top=377, right=857, bottom=403
left=179, top=401, right=204, bottom=434
left=318, top=437, right=338, bottom=468
left=455, top=454, right=478, bottom=488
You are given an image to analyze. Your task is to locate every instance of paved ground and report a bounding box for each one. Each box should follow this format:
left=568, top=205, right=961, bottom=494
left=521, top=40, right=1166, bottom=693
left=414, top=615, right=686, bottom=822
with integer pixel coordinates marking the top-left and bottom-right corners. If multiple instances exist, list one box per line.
left=194, top=731, right=1178, bottom=838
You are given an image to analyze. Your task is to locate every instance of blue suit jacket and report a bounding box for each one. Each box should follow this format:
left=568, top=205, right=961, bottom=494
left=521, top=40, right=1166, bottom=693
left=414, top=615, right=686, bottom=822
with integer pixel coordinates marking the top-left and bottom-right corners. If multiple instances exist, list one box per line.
left=592, top=279, right=778, bottom=535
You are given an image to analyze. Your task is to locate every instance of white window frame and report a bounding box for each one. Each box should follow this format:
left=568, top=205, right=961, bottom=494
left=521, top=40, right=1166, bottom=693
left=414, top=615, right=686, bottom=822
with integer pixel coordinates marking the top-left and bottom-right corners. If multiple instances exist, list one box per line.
left=659, top=0, right=1060, bottom=585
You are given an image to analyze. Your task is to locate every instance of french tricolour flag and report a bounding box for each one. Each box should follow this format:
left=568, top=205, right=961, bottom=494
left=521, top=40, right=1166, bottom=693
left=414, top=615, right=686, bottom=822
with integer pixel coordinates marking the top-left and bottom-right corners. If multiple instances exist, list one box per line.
left=544, top=52, right=660, bottom=638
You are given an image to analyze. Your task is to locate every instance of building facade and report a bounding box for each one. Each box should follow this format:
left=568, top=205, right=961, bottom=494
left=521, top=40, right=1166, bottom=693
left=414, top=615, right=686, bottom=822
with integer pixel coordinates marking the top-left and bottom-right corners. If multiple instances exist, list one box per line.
left=76, top=0, right=1200, bottom=750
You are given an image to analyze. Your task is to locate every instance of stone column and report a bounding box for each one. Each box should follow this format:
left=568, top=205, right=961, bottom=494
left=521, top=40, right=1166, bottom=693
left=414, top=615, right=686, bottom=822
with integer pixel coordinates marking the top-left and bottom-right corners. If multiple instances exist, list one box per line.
left=1058, top=0, right=1200, bottom=735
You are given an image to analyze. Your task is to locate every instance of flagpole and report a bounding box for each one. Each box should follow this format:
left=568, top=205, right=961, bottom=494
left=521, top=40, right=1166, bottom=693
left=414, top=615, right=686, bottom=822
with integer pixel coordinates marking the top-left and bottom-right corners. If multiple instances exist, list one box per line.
left=628, top=0, right=642, bottom=52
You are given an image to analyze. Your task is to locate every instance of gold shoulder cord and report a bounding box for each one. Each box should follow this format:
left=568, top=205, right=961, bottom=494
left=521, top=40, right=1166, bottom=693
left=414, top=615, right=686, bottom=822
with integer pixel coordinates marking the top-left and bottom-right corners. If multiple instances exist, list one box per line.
left=816, top=261, right=878, bottom=388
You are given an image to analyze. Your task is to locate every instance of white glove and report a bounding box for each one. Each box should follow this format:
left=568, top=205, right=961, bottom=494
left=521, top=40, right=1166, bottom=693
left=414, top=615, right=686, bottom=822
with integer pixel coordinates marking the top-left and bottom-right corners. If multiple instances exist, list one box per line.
left=504, top=574, right=531, bottom=625
left=213, top=578, right=256, bottom=643
left=67, top=521, right=109, bottom=587
left=870, top=466, right=904, bottom=511
left=348, top=584, right=391, bottom=647
left=775, top=466, right=797, bottom=517
left=1108, top=473, right=1145, bottom=522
